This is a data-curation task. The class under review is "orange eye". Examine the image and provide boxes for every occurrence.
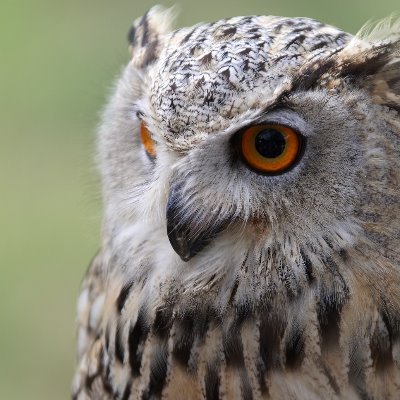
[140,121,156,158]
[240,124,303,174]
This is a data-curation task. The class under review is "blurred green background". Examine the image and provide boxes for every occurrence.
[0,0,398,399]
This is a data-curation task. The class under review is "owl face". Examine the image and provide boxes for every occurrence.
[99,7,400,291]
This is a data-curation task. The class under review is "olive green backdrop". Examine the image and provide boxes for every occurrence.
[0,0,398,399]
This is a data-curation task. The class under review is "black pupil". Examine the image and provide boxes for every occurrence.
[255,128,286,158]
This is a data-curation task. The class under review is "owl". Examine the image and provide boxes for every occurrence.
[72,6,400,400]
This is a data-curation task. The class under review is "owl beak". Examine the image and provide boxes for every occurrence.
[166,184,229,262]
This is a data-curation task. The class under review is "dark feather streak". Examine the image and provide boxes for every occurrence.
[143,343,169,399]
[115,322,125,363]
[172,315,195,367]
[117,281,134,313]
[129,310,149,377]
[285,327,305,369]
[205,362,220,400]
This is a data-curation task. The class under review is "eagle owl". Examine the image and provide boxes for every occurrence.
[72,6,400,400]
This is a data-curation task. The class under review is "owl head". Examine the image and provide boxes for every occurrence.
[99,7,400,307]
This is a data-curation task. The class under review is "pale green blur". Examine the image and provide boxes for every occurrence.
[0,0,398,399]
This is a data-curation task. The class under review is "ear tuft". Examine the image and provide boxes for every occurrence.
[365,56,400,111]
[333,17,400,111]
[355,14,400,44]
[127,5,178,68]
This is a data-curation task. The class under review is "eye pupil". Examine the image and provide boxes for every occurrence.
[255,129,286,158]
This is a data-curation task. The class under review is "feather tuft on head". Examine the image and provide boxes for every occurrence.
[128,5,178,67]
[355,14,400,44]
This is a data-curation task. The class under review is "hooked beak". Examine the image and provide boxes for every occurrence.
[166,183,231,262]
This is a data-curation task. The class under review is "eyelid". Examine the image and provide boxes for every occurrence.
[257,109,311,137]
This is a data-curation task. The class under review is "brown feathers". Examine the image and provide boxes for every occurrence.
[73,7,400,400]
